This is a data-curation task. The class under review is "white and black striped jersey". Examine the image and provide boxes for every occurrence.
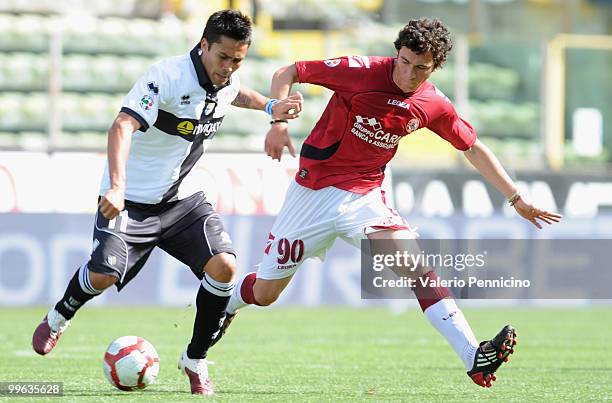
[99,45,240,204]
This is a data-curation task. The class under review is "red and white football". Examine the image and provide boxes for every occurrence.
[103,336,159,391]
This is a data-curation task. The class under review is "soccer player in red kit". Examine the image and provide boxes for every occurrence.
[214,18,562,387]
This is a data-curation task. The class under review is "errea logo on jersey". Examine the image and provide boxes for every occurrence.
[147,81,159,94]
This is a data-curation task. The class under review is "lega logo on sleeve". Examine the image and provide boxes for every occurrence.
[324,59,341,67]
[140,95,154,111]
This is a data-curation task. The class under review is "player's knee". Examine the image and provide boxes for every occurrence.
[203,253,236,283]
[88,271,118,290]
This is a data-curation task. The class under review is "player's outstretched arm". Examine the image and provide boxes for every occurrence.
[463,139,562,229]
[99,112,139,220]
[231,85,302,120]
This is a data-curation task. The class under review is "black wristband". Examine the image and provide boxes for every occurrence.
[270,119,288,125]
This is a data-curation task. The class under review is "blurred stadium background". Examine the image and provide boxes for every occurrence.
[0,0,611,307]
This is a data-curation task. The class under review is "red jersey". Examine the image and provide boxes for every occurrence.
[294,56,477,194]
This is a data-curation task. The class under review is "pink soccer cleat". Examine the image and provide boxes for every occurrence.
[32,309,71,355]
[178,350,215,395]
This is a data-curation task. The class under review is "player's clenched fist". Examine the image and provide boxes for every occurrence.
[271,91,304,120]
[99,188,125,219]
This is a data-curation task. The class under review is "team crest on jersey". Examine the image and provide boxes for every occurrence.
[140,95,154,111]
[203,101,217,116]
[177,120,195,135]
[324,59,341,67]
[406,118,420,133]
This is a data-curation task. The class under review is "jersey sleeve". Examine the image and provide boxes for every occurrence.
[427,92,477,151]
[120,63,168,132]
[295,56,373,93]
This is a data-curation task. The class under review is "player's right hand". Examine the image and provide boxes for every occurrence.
[265,123,296,161]
[513,196,562,229]
[99,188,125,220]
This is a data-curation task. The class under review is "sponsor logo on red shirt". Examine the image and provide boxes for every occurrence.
[351,115,401,149]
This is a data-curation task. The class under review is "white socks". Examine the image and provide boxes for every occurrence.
[47,308,70,333]
[78,263,103,295]
[201,272,234,297]
[225,272,254,314]
[424,298,479,370]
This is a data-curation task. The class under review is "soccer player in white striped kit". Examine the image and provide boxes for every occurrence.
[213,18,562,388]
[31,10,302,395]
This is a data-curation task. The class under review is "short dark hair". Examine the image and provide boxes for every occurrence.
[394,18,453,69]
[202,9,252,46]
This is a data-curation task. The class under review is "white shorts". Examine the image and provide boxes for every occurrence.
[257,180,414,280]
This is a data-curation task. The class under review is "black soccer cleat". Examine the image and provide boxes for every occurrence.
[467,325,517,388]
[210,311,238,348]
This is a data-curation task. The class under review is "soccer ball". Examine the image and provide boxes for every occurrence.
[103,336,160,391]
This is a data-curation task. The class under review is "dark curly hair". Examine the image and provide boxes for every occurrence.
[202,9,252,46]
[394,18,453,70]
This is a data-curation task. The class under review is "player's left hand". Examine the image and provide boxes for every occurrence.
[265,123,295,161]
[272,91,303,120]
[513,197,562,229]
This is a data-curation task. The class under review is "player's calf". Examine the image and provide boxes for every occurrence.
[210,311,238,347]
[467,325,517,387]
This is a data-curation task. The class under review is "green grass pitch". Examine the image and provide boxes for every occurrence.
[1,307,611,402]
